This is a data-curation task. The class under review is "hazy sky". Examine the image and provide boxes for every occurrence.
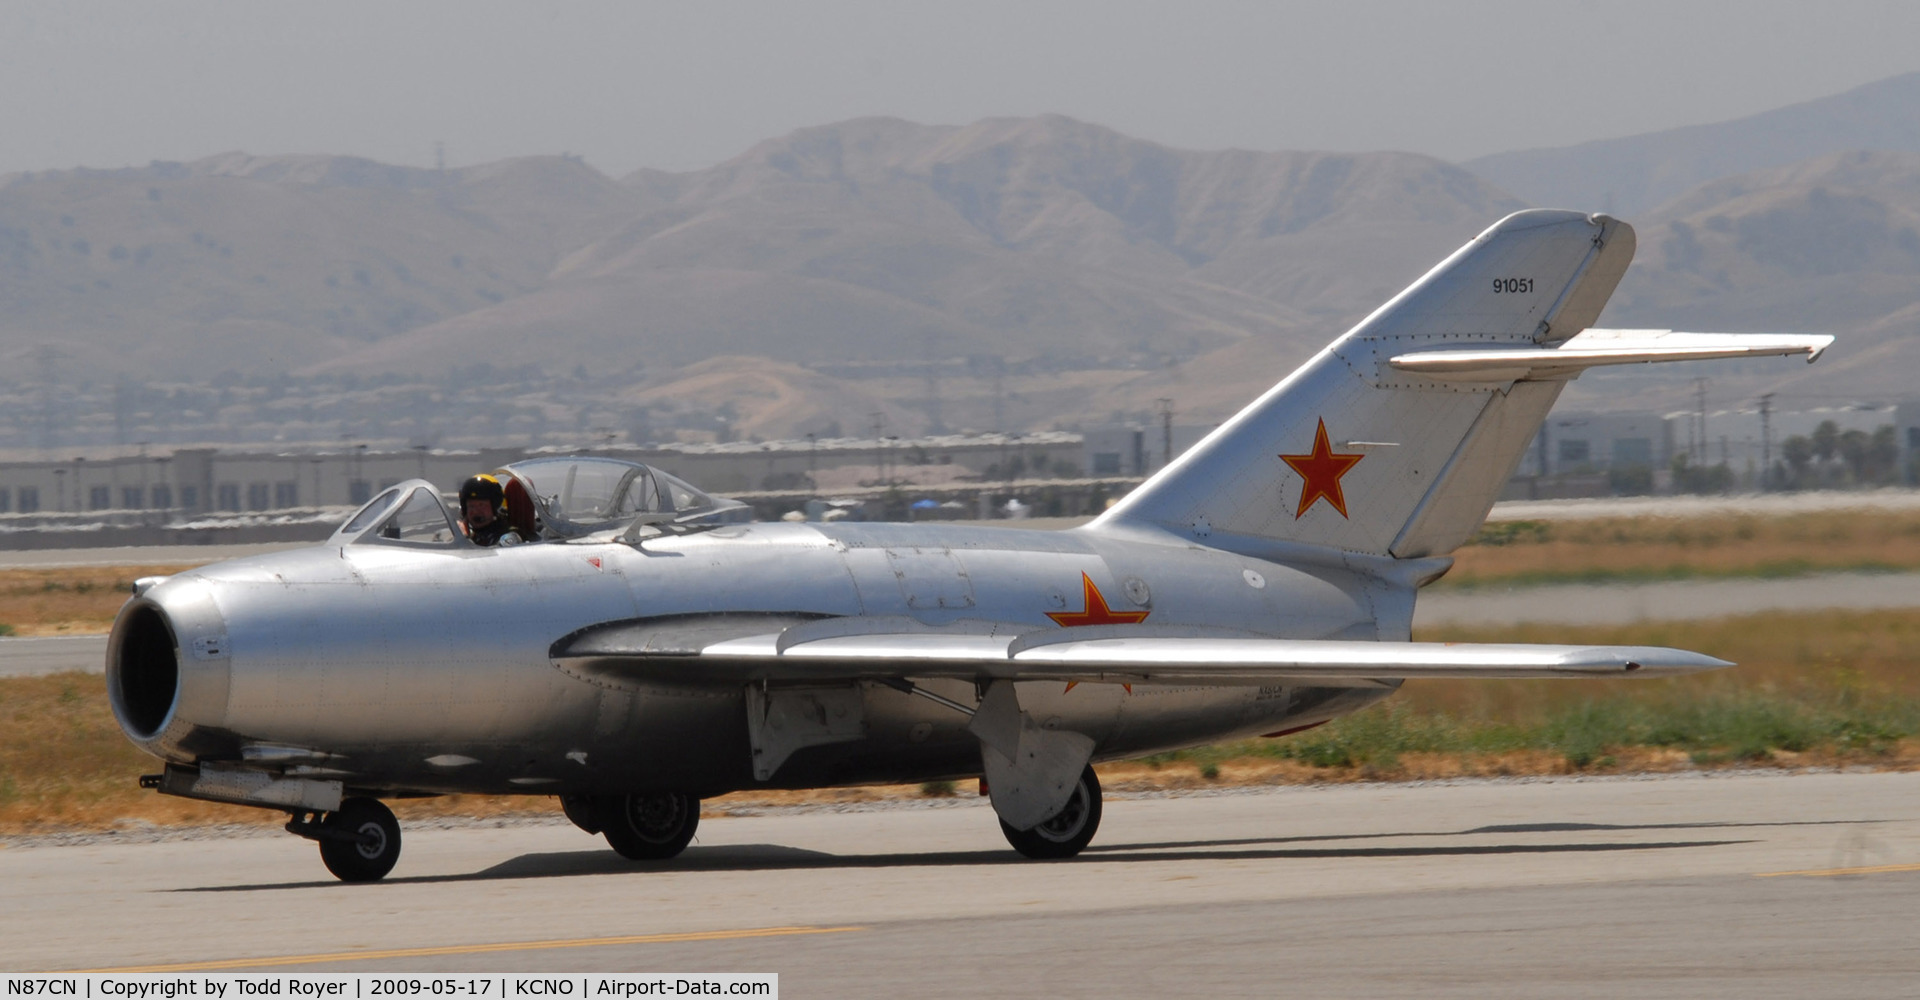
[4,0,1919,177]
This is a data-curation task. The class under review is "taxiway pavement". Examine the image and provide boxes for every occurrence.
[1411,570,1920,628]
[5,771,1916,995]
[0,635,108,677]
[0,543,306,570]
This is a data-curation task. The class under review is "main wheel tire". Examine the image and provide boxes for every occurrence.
[1001,765,1102,860]
[599,792,700,860]
[318,797,402,882]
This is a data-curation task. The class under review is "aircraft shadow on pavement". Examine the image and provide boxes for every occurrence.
[174,827,1771,893]
[1083,817,1879,854]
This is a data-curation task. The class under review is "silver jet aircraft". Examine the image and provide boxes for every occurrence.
[108,210,1830,881]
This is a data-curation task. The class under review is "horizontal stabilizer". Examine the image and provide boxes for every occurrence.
[1390,328,1834,382]
[553,619,1731,688]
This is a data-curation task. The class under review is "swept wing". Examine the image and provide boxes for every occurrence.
[553,615,1730,688]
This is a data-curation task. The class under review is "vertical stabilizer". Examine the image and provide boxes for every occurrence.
[1094,210,1634,558]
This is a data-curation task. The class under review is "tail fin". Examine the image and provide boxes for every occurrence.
[1095,210,1629,559]
[1096,209,1831,558]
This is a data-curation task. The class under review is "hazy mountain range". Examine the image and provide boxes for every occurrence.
[1467,72,1920,217]
[5,72,1920,443]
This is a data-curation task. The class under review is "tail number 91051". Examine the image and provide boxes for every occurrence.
[1492,277,1534,294]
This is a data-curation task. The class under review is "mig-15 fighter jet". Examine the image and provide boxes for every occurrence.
[107,210,1831,881]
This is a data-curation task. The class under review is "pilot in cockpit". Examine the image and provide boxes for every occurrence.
[458,474,531,547]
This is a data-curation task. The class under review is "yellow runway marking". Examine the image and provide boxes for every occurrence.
[1755,862,1920,878]
[80,925,865,973]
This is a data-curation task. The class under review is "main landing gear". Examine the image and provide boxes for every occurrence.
[288,797,403,882]
[561,792,702,860]
[999,764,1102,860]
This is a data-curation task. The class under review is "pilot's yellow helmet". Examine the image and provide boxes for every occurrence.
[458,474,507,512]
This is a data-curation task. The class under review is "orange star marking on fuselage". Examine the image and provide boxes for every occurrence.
[1280,418,1364,519]
[1047,572,1151,628]
[1051,573,1147,694]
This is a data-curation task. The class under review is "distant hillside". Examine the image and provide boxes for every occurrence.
[314,116,1519,377]
[1607,150,1920,331]
[14,98,1920,446]
[1548,149,1920,413]
[1466,72,1920,216]
[0,153,644,375]
[0,118,1521,404]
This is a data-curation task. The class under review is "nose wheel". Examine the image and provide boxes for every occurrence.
[598,792,701,860]
[310,797,402,882]
[1000,765,1102,859]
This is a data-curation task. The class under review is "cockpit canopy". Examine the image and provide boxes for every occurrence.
[330,458,749,547]
[497,456,750,537]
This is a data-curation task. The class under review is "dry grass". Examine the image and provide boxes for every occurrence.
[1407,608,1920,719]
[0,565,197,637]
[1099,742,1920,791]
[1444,510,1920,588]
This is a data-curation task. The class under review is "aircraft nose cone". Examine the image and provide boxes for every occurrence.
[107,578,233,761]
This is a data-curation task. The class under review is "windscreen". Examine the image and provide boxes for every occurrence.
[368,487,458,545]
[339,488,402,535]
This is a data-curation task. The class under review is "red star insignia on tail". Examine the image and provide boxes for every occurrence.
[1280,418,1364,519]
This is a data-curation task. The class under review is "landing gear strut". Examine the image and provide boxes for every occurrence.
[289,797,403,882]
[1000,765,1102,859]
[597,792,700,860]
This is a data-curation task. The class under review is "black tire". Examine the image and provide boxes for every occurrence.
[1001,765,1102,860]
[599,792,700,860]
[318,797,402,882]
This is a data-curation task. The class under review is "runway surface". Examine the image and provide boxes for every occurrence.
[5,771,1917,995]
[0,635,108,676]
[0,542,306,570]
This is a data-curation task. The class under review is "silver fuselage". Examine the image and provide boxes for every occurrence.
[110,521,1406,796]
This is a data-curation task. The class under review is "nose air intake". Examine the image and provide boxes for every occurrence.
[110,601,181,740]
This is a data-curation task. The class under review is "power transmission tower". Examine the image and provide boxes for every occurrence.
[990,361,1005,434]
[1692,378,1709,462]
[1155,398,1175,470]
[32,345,66,455]
[1759,393,1773,490]
[923,338,945,435]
